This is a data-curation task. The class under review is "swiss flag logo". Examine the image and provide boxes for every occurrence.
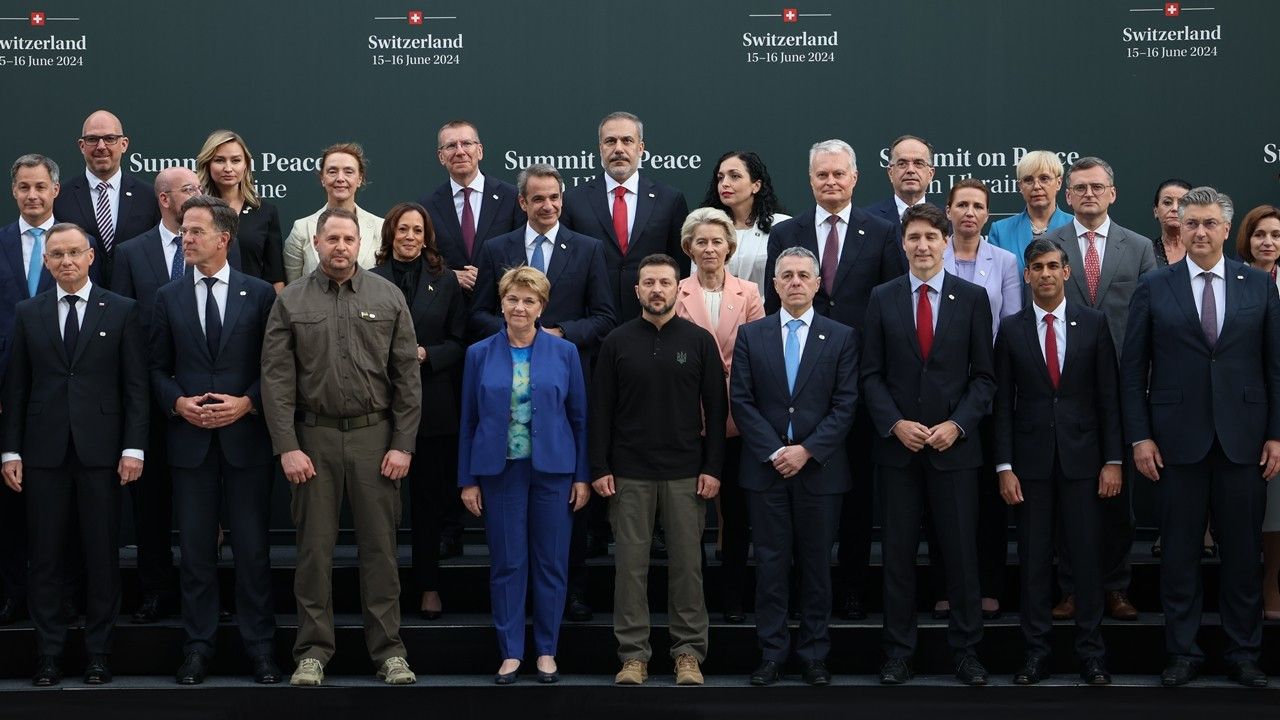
[407,9,424,25]
[30,10,46,26]
[1164,2,1180,16]
[782,7,798,22]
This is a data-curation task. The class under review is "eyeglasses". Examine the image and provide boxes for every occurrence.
[80,134,123,147]
[1067,183,1111,196]
[439,139,480,153]
[892,159,931,171]
[1019,174,1058,187]
[46,248,89,260]
[178,184,201,194]
[1182,219,1224,231]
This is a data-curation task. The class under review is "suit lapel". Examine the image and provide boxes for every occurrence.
[116,177,137,237]
[1095,226,1126,301]
[678,278,713,331]
[411,266,443,324]
[74,177,101,238]
[38,291,65,366]
[1060,303,1083,385]
[832,209,870,290]
[474,178,500,243]
[1020,306,1053,389]
[894,278,923,361]
[501,234,527,273]
[975,241,995,287]
[1220,259,1247,341]
[1060,229,1090,304]
[1167,262,1208,350]
[586,179,618,247]
[759,318,789,400]
[545,231,572,285]
[630,177,657,253]
[931,274,960,356]
[72,286,109,367]
[791,316,827,397]
[145,231,170,285]
[1,227,23,288]
[431,185,465,259]
[217,272,247,356]
[178,270,213,362]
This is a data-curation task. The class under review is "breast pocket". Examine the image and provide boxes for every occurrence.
[353,309,396,348]
[290,312,329,357]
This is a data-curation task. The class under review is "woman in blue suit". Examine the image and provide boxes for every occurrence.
[459,266,591,684]
[987,150,1073,271]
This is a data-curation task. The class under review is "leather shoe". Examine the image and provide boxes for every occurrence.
[839,594,867,621]
[131,594,162,624]
[955,656,988,686]
[1051,595,1076,620]
[564,592,591,622]
[175,651,208,685]
[1161,658,1200,686]
[1081,657,1111,685]
[879,657,913,685]
[1105,591,1138,621]
[723,597,746,624]
[33,655,61,687]
[84,655,112,684]
[0,597,26,626]
[801,660,830,686]
[1013,655,1050,685]
[750,660,783,686]
[252,655,282,684]
[438,538,462,560]
[650,528,668,559]
[1227,660,1268,688]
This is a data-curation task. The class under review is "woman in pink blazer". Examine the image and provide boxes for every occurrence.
[675,207,766,624]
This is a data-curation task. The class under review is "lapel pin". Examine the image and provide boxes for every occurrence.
[947,294,955,300]
[728,304,734,311]
[980,270,987,277]
[98,301,105,306]
[648,193,655,198]
[125,191,132,197]
[818,334,826,340]
[99,331,106,336]
[1070,321,1078,326]
[492,194,499,200]
[428,284,434,292]
[1237,275,1245,280]
[560,243,567,249]
[857,229,865,235]
[239,290,247,296]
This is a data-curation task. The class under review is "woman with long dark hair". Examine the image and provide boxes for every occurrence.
[698,151,789,288]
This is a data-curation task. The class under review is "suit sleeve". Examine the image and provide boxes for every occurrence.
[468,244,504,342]
[730,327,779,464]
[260,296,299,453]
[800,327,859,464]
[992,321,1015,468]
[589,335,619,479]
[1137,235,1157,278]
[699,331,727,479]
[424,280,467,374]
[745,284,766,322]
[112,245,136,298]
[1120,277,1154,444]
[244,290,275,411]
[999,252,1023,319]
[457,346,481,487]
[668,192,691,280]
[387,295,423,451]
[763,228,784,315]
[557,241,617,349]
[563,343,590,483]
[149,289,184,415]
[282,220,306,283]
[262,205,286,285]
[1,309,32,453]
[949,293,996,434]
[859,289,903,436]
[120,302,150,453]
[1095,315,1123,461]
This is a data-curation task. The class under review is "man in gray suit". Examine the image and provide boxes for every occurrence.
[1043,156,1155,623]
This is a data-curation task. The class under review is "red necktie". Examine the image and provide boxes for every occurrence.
[1044,313,1060,389]
[460,187,476,259]
[916,284,933,361]
[612,186,629,255]
[821,216,839,296]
[1084,230,1100,304]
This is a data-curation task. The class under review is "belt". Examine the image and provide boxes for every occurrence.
[298,410,389,431]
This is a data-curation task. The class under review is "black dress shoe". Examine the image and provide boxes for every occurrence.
[839,595,867,621]
[84,655,112,685]
[1013,655,1050,685]
[931,605,950,620]
[132,594,162,624]
[982,607,1003,621]
[1161,658,1200,687]
[33,655,61,687]
[880,658,913,685]
[494,668,519,685]
[1227,660,1268,688]
[801,660,830,686]
[438,538,462,560]
[955,656,989,686]
[750,660,783,686]
[1080,657,1111,685]
[419,608,442,621]
[724,608,747,624]
[564,593,592,622]
[0,597,26,625]
[536,669,559,684]
[251,655,282,684]
[176,651,209,685]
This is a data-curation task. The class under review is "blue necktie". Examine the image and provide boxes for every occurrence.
[27,228,44,297]
[785,318,803,440]
[531,235,547,273]
[170,236,184,281]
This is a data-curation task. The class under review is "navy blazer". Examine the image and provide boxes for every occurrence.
[112,225,243,333]
[1121,259,1280,466]
[730,312,859,494]
[53,172,160,287]
[457,328,588,484]
[149,268,276,469]
[422,175,525,270]
[1,284,148,468]
[993,302,1122,480]
[561,174,689,321]
[860,272,996,470]
[764,206,906,331]
[469,226,617,379]
[370,260,467,437]
[862,197,946,240]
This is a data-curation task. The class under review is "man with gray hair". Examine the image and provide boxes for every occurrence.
[765,139,905,622]
[1122,186,1280,688]
[731,246,859,686]
[863,134,941,234]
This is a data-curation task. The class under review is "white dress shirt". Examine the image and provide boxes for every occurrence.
[18,215,55,283]
[524,223,559,268]
[894,195,928,220]
[450,171,485,227]
[814,204,851,267]
[1189,254,1226,337]
[907,269,944,332]
[194,261,231,330]
[768,305,817,459]
[88,167,123,230]
[604,172,639,239]
[159,223,182,277]
[1074,217,1113,267]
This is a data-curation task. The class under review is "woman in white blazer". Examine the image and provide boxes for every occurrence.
[283,142,384,282]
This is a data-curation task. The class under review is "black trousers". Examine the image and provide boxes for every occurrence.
[1157,440,1264,663]
[1057,458,1134,595]
[26,450,121,656]
[881,459,982,660]
[835,408,874,600]
[927,416,1006,601]
[0,482,25,601]
[173,436,275,659]
[409,434,458,591]
[718,436,749,609]
[1017,459,1105,661]
[129,407,176,599]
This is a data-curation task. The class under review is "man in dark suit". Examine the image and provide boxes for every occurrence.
[561,111,689,323]
[52,109,160,289]
[861,203,995,686]
[1043,156,1155,623]
[994,238,1120,685]
[1,223,148,686]
[730,246,858,687]
[1122,187,1280,688]
[149,195,280,685]
[421,120,524,296]
[862,135,939,236]
[765,139,906,620]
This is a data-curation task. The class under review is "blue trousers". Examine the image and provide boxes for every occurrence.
[480,459,573,660]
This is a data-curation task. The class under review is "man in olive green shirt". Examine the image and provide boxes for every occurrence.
[261,207,421,686]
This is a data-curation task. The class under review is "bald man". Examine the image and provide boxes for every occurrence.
[53,109,160,288]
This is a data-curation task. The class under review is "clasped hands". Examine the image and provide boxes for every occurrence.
[892,420,961,453]
[175,393,252,430]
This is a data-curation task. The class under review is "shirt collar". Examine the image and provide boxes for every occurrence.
[449,171,485,197]
[159,223,179,247]
[1188,254,1226,281]
[313,265,363,293]
[908,269,946,295]
[893,195,926,219]
[780,305,816,329]
[605,172,640,196]
[1032,297,1067,325]
[525,222,560,247]
[1073,216,1111,240]
[86,167,122,191]
[18,215,54,235]
[193,260,231,287]
[56,278,93,304]
[814,203,851,228]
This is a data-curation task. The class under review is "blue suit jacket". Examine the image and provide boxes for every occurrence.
[422,175,525,270]
[52,172,160,288]
[862,196,944,239]
[1122,259,1280,465]
[730,312,859,494]
[987,208,1074,271]
[943,237,1022,340]
[112,225,243,334]
[457,328,588,484]
[148,267,276,469]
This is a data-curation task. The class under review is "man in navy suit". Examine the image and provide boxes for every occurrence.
[2,223,148,686]
[1122,187,1280,688]
[862,135,940,236]
[52,110,160,289]
[730,246,858,687]
[150,195,280,685]
[764,139,906,620]
[861,203,995,686]
[471,164,616,378]
[994,238,1120,686]
[561,111,689,323]
[421,120,524,296]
